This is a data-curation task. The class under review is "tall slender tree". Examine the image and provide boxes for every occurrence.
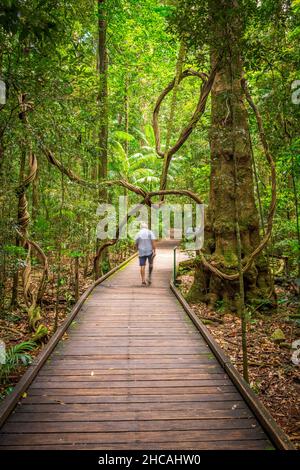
[96,0,110,276]
[97,0,108,191]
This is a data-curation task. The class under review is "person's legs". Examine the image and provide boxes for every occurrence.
[148,253,154,284]
[139,257,147,285]
[140,265,146,284]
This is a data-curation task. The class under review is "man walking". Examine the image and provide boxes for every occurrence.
[135,222,156,286]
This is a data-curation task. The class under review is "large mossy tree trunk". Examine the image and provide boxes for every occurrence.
[188,0,275,311]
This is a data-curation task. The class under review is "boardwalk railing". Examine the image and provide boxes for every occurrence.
[0,252,137,429]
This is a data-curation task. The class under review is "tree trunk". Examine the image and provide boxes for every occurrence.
[188,0,275,311]
[97,0,108,190]
[124,73,129,159]
[32,168,39,221]
[74,256,79,302]
[96,0,110,276]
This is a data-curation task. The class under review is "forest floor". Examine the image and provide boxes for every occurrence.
[178,272,300,450]
[0,247,135,401]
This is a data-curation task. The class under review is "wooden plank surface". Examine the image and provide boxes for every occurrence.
[0,242,273,450]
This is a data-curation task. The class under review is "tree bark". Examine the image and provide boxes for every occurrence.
[124,73,129,159]
[32,168,39,221]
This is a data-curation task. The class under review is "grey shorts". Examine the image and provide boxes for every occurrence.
[139,253,153,266]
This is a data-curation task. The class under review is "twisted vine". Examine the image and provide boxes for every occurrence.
[153,68,215,161]
[16,95,49,307]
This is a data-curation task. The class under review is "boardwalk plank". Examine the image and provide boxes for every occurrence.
[17,393,243,404]
[0,441,272,450]
[9,409,252,422]
[31,379,232,388]
[12,400,248,413]
[2,418,259,433]
[0,429,267,446]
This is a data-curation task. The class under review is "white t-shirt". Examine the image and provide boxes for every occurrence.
[135,228,156,257]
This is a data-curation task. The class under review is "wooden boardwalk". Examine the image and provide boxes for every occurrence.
[0,243,275,449]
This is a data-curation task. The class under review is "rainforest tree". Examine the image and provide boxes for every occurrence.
[171,0,299,310]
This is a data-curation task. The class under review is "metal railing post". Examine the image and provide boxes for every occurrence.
[173,246,177,284]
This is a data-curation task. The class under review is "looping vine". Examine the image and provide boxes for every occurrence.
[37,136,149,200]
[16,227,49,306]
[16,95,49,307]
[153,67,217,162]
[16,152,49,306]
